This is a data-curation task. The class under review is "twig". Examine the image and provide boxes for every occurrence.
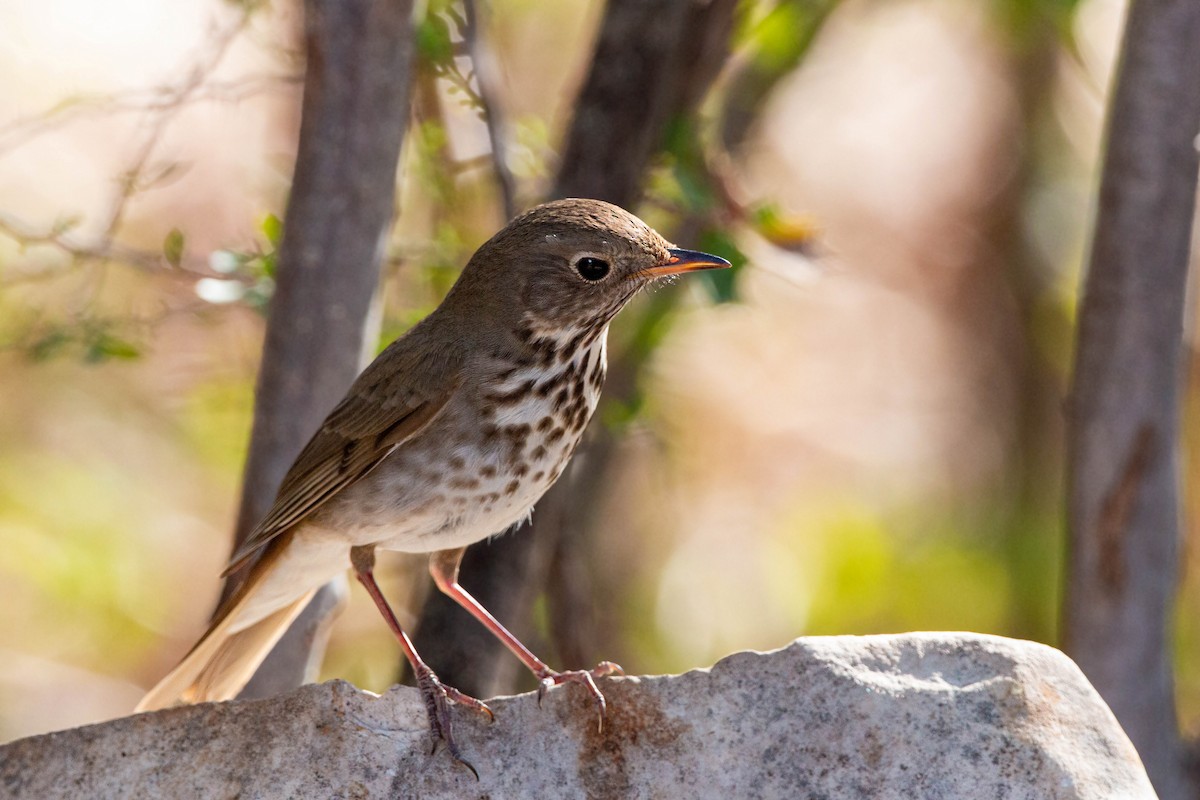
[0,74,300,157]
[0,211,211,280]
[0,9,254,298]
[98,11,251,241]
[462,0,517,219]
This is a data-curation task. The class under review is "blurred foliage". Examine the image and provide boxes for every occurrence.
[178,378,256,480]
[0,455,160,669]
[991,0,1085,48]
[798,500,1061,642]
[24,320,142,364]
[721,0,838,149]
[416,0,486,119]
[162,228,185,268]
[803,511,1015,635]
[194,214,279,311]
[1176,568,1200,733]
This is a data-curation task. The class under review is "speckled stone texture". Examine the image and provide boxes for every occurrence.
[0,634,1155,799]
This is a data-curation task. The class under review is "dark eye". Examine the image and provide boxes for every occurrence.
[574,256,610,282]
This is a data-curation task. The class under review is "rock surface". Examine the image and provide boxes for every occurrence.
[0,633,1155,799]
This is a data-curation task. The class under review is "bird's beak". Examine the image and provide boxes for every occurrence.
[641,248,732,278]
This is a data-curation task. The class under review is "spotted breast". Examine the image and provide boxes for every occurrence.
[306,317,609,554]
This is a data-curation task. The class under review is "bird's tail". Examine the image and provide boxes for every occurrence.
[136,532,344,712]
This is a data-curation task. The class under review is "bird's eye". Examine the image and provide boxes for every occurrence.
[574,256,611,282]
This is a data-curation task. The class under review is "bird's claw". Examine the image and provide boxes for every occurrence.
[415,667,492,779]
[534,661,623,733]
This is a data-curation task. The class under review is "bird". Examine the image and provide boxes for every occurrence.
[136,197,730,769]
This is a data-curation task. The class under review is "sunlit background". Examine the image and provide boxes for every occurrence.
[3,0,1196,746]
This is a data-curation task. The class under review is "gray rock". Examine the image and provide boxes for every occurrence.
[0,633,1155,799]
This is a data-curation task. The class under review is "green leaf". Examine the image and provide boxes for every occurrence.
[260,213,283,248]
[257,251,278,280]
[738,0,837,73]
[163,228,185,268]
[85,331,140,363]
[601,396,642,430]
[750,203,819,252]
[28,327,71,362]
[694,228,747,304]
[417,12,454,64]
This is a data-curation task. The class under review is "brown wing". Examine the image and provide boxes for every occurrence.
[224,334,461,575]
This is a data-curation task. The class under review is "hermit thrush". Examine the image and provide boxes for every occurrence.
[137,198,730,770]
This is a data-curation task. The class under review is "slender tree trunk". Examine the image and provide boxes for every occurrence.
[222,0,416,700]
[409,0,737,696]
[1063,1,1200,797]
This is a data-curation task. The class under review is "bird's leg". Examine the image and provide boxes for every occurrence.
[429,547,623,732]
[350,545,491,776]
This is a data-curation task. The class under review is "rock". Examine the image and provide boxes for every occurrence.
[0,633,1155,799]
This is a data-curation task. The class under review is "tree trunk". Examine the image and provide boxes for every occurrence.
[1063,1,1200,797]
[223,0,416,700]
[409,0,736,696]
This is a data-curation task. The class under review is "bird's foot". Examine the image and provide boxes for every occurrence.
[414,666,494,779]
[535,660,624,732]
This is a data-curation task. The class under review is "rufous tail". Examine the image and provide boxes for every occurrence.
[136,533,340,712]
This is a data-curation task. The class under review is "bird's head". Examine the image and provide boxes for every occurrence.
[449,198,730,336]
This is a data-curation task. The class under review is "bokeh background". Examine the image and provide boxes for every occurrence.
[2,0,1195,749]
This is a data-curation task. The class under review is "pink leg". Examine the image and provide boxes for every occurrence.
[351,545,491,776]
[430,548,623,731]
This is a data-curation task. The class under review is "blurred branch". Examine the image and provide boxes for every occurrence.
[1063,0,1200,797]
[97,12,251,243]
[462,0,517,219]
[0,74,300,158]
[0,11,256,284]
[0,211,210,278]
[224,0,417,699]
